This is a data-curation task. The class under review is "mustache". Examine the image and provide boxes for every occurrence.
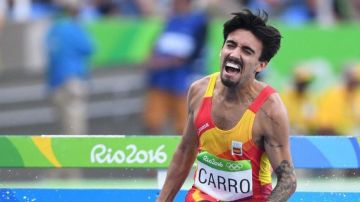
[225,56,243,70]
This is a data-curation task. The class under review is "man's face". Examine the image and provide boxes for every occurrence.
[344,67,360,90]
[345,74,360,90]
[172,0,189,13]
[295,80,310,93]
[220,29,266,88]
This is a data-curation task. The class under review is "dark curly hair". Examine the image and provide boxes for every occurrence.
[223,9,282,62]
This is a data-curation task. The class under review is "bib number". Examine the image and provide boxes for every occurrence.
[194,152,253,201]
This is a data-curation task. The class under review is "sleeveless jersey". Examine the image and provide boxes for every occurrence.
[186,72,275,202]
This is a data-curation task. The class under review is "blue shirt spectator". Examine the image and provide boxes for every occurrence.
[46,15,94,91]
[143,0,209,135]
[147,9,208,95]
[45,3,95,135]
[246,0,314,25]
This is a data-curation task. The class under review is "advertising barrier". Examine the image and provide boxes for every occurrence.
[0,135,180,168]
[1,135,360,201]
[0,135,359,169]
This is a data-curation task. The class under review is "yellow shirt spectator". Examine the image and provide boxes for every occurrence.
[316,64,360,136]
[316,85,360,135]
[282,88,317,135]
[281,65,317,135]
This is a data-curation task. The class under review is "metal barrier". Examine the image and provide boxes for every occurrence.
[1,135,360,201]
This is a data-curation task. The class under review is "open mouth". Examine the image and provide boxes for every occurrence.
[224,61,241,74]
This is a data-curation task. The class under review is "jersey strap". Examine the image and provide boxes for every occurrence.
[203,72,219,97]
[248,86,276,113]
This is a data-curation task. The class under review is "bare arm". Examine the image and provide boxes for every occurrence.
[262,95,297,202]
[157,85,199,202]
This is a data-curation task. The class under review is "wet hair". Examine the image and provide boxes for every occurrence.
[223,9,281,62]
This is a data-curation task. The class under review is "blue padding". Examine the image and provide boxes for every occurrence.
[1,189,359,202]
[289,191,360,202]
[290,136,360,168]
[0,189,183,202]
[291,136,331,168]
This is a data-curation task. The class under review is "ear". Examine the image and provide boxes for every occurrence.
[255,61,268,73]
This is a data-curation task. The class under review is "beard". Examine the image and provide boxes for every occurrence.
[220,55,243,88]
[220,75,239,88]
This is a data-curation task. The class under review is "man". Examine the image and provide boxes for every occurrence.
[281,65,317,135]
[143,0,208,135]
[157,10,296,202]
[46,0,94,135]
[316,62,360,136]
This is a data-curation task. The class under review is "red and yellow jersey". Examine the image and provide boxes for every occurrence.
[186,73,275,202]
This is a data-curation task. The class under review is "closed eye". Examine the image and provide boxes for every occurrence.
[225,41,236,49]
[225,40,255,55]
[243,47,255,55]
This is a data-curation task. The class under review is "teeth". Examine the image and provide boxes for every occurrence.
[226,62,240,69]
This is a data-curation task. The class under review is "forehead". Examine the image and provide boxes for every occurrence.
[226,29,263,51]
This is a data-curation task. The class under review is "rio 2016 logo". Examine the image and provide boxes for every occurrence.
[90,144,167,164]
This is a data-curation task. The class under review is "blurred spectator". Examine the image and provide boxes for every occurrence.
[76,0,101,22]
[351,0,360,20]
[316,62,360,136]
[94,0,119,17]
[333,0,360,22]
[281,64,317,135]
[1,0,54,22]
[198,0,244,18]
[31,0,56,20]
[0,1,3,72]
[5,0,32,22]
[45,0,94,135]
[116,0,154,17]
[0,0,56,22]
[79,0,155,20]
[72,0,118,22]
[0,1,6,26]
[143,0,208,135]
[244,0,316,25]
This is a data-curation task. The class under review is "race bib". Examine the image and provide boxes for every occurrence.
[194,152,253,201]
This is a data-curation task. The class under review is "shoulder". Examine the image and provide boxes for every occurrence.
[255,85,289,136]
[262,87,288,122]
[187,75,211,110]
[188,75,210,99]
[252,85,290,150]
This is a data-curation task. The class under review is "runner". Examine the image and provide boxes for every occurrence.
[157,9,297,202]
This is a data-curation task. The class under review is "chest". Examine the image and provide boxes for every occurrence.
[211,98,251,130]
[209,96,265,147]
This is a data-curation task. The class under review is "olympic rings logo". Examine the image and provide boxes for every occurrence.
[226,162,243,171]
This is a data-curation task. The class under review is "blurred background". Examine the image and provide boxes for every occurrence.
[0,0,360,195]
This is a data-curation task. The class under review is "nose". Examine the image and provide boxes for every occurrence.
[229,47,242,60]
[229,46,242,58]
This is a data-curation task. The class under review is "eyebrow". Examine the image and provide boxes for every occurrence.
[226,39,255,54]
[244,46,255,54]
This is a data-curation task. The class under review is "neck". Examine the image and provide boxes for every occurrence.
[220,79,261,103]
